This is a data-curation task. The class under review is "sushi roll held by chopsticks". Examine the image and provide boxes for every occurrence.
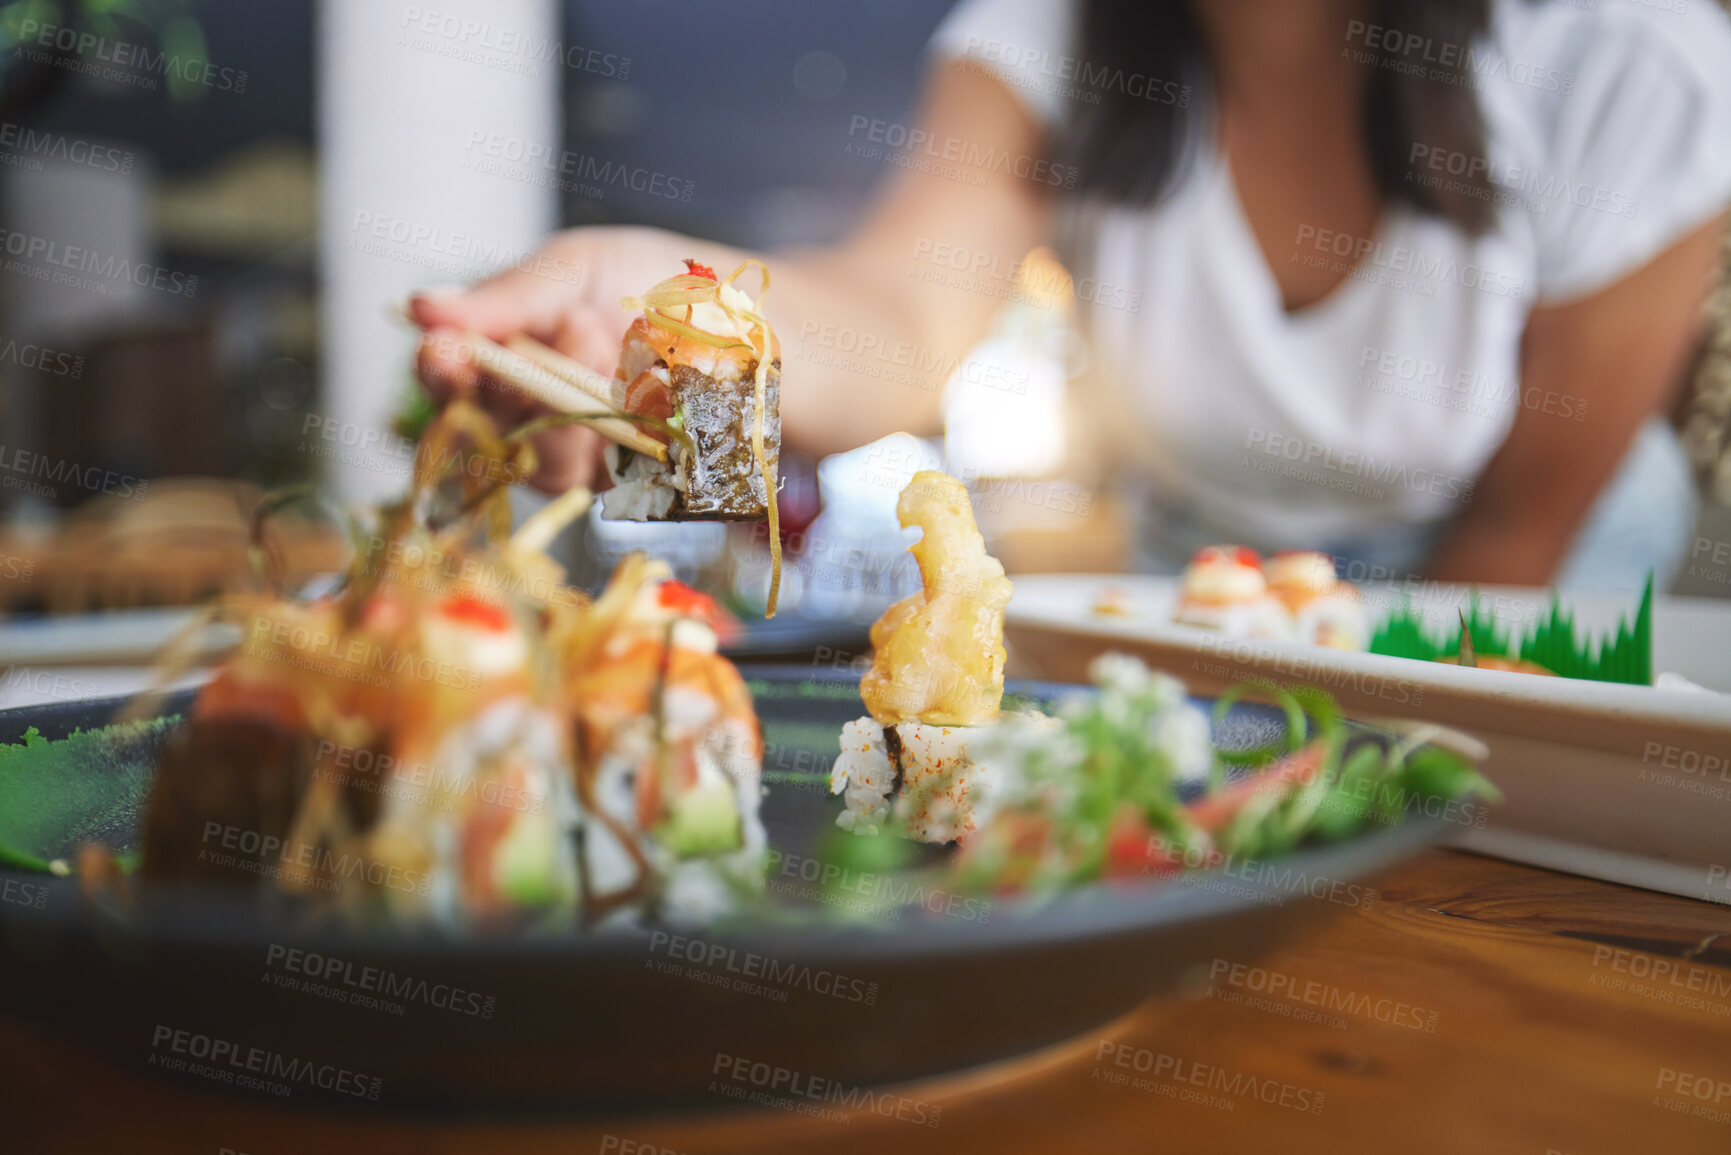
[603,260,781,526]
[404,259,786,614]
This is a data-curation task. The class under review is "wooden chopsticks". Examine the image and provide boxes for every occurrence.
[403,306,667,463]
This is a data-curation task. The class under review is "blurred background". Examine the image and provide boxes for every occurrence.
[1,0,1729,647]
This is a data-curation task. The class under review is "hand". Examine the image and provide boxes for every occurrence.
[410,226,696,493]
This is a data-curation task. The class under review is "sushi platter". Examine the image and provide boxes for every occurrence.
[0,256,1622,1119]
[0,311,1491,1109]
[0,674,1452,1113]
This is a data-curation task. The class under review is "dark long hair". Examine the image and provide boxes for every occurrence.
[1058,0,1497,234]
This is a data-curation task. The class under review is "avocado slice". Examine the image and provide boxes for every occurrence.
[659,780,742,858]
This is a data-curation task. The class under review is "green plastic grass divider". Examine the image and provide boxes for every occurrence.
[1367,574,1652,685]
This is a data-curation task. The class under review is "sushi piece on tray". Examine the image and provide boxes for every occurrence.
[1265,549,1368,650]
[1172,545,1295,640]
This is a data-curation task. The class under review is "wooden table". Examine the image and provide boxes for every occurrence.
[3,849,1729,1154]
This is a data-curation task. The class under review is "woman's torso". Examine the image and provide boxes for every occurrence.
[933,0,1731,557]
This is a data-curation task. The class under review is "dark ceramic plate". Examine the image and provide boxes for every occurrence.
[0,670,1446,1117]
[724,610,870,660]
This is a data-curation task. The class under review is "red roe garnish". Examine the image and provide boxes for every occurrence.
[358,594,407,633]
[657,580,742,644]
[1192,545,1261,569]
[438,594,512,632]
[683,259,717,281]
[658,580,718,617]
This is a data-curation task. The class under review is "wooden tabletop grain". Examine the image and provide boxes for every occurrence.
[3,848,1729,1155]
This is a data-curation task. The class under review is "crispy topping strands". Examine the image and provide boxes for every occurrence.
[121,397,775,930]
[621,259,783,617]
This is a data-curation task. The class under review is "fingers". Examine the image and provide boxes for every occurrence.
[408,260,575,342]
[418,321,613,496]
[528,424,612,495]
[550,307,628,383]
[534,309,625,494]
[416,326,480,402]
[403,233,621,496]
[410,240,588,399]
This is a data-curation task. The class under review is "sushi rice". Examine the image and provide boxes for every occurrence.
[830,655,1213,845]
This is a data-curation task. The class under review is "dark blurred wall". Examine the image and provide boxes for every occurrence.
[561,0,957,247]
[0,0,957,517]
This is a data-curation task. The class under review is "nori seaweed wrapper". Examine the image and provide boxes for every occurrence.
[616,358,780,521]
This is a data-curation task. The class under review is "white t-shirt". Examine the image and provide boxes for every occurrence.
[932,0,1731,550]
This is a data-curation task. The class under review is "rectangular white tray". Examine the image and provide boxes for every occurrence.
[1006,574,1731,902]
